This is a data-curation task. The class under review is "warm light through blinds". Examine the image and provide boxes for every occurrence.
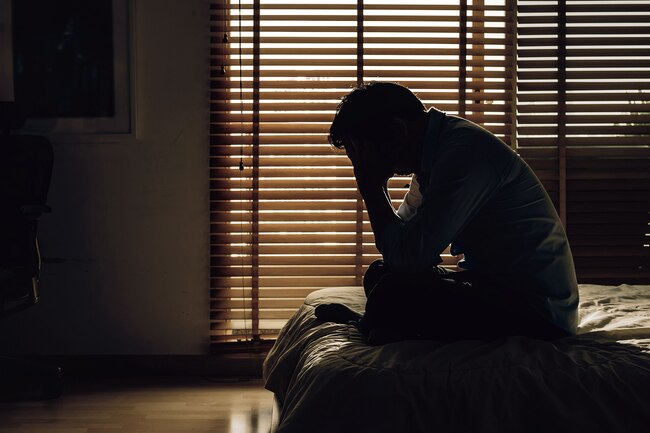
[209,0,514,346]
[209,0,649,349]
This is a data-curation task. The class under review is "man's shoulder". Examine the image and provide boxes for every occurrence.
[441,116,513,154]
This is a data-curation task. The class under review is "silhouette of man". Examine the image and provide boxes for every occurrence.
[316,82,579,344]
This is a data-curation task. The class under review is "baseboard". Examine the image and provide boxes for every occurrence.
[29,354,266,378]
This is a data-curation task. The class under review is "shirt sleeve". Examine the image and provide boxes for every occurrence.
[396,175,423,221]
[377,145,502,273]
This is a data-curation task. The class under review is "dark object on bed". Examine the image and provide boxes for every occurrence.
[0,101,62,401]
[264,286,650,433]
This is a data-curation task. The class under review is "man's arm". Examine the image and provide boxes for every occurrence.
[379,144,501,273]
[356,177,401,244]
[344,137,402,245]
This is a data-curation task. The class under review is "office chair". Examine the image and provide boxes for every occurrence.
[0,101,62,400]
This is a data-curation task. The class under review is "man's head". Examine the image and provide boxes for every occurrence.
[328,81,427,174]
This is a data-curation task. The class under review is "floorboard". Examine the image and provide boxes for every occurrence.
[0,376,275,433]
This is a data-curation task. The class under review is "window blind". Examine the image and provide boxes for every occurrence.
[209,0,515,348]
[516,0,650,284]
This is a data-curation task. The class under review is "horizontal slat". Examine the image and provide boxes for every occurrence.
[517,48,650,58]
[210,254,458,267]
[517,125,649,136]
[219,3,505,12]
[518,81,650,92]
[208,180,411,190]
[229,24,507,33]
[519,14,650,25]
[210,287,351,300]
[228,15,510,24]
[212,123,513,135]
[212,299,305,310]
[518,3,650,14]
[212,310,309,321]
[214,68,512,80]
[211,235,378,245]
[518,137,650,148]
[517,36,650,47]
[493,92,649,103]
[210,199,362,211]
[210,158,351,168]
[224,36,511,45]
[519,71,650,81]
[211,265,361,278]
[517,25,650,36]
[218,57,512,69]
[211,276,362,287]
[209,221,366,231]
[518,114,650,124]
[212,47,512,57]
[210,256,377,267]
[215,112,512,124]
[516,103,649,114]
[210,89,511,101]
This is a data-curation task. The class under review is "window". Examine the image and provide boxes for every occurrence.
[209,0,649,350]
[209,0,515,349]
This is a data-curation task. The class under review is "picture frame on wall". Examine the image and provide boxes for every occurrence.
[0,0,133,136]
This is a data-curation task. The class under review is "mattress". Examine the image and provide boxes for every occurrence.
[263,284,650,433]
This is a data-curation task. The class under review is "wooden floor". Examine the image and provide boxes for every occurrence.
[0,376,275,433]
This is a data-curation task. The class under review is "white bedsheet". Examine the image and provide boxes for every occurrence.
[263,284,650,433]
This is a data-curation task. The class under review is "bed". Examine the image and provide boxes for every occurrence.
[263,284,650,433]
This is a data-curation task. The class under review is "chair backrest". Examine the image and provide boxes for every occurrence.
[0,101,53,317]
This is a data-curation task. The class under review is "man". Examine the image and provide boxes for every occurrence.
[316,81,579,344]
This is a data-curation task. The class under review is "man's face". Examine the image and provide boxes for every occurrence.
[345,136,393,174]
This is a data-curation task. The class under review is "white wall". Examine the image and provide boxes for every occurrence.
[1,0,210,355]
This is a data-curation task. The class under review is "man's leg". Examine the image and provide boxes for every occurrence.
[362,259,388,297]
[316,260,468,339]
[314,259,395,327]
[314,259,394,324]
[361,265,568,344]
[363,259,450,297]
[315,259,566,343]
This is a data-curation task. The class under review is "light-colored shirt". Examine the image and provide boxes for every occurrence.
[381,109,579,335]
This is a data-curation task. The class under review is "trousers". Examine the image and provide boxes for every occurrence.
[360,260,568,344]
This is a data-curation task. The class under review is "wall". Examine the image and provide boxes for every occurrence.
[1,0,210,355]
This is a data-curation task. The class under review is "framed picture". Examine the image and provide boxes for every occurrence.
[0,0,133,136]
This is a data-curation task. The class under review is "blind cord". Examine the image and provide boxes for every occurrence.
[235,0,250,347]
[224,0,250,347]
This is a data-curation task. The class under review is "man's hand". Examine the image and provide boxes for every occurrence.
[344,137,401,249]
[345,137,394,189]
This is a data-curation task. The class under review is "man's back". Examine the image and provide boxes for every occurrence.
[418,113,579,334]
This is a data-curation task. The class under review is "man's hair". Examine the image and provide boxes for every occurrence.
[328,81,426,149]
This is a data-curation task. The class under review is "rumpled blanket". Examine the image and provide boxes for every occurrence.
[264,284,650,433]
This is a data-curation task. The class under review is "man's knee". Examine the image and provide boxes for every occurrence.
[364,272,412,320]
[363,259,388,296]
